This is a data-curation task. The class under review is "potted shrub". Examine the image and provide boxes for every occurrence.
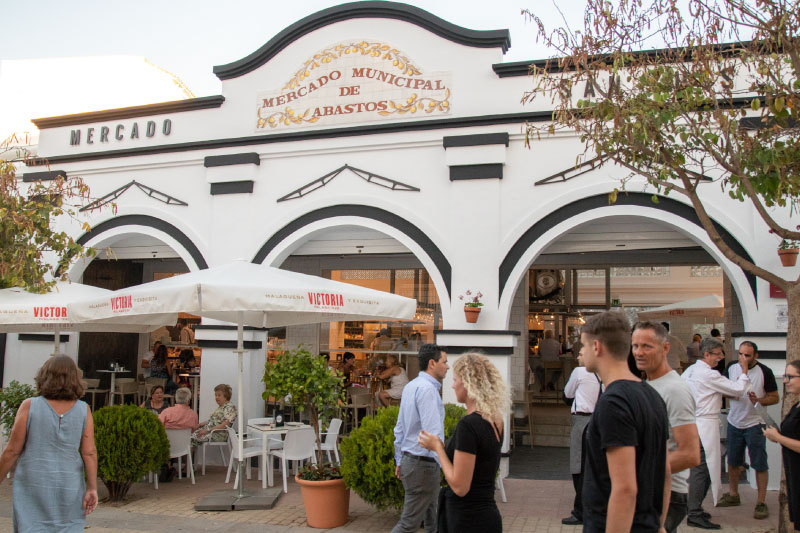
[340,403,465,511]
[94,405,169,501]
[0,381,37,439]
[262,347,346,528]
[778,239,799,267]
[459,289,484,323]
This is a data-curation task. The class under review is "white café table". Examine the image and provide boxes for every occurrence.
[96,369,130,406]
[246,422,312,489]
[178,373,201,413]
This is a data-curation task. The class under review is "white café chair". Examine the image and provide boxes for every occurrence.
[319,418,342,464]
[268,427,317,493]
[200,428,230,475]
[110,378,139,405]
[166,428,195,484]
[82,378,109,412]
[225,427,263,489]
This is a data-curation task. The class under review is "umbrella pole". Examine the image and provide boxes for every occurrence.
[52,328,60,357]
[235,313,247,499]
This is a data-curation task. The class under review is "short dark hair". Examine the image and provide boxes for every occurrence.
[710,328,721,337]
[633,321,669,343]
[739,340,758,354]
[788,360,800,374]
[36,355,85,400]
[418,343,444,371]
[149,384,164,397]
[343,352,355,362]
[700,337,724,356]
[660,321,670,331]
[581,312,631,360]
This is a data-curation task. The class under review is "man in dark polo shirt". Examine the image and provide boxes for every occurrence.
[580,311,671,532]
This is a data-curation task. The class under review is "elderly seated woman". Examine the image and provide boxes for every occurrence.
[191,384,236,446]
[159,388,198,431]
[375,353,409,407]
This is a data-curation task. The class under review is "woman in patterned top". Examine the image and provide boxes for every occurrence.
[191,384,236,445]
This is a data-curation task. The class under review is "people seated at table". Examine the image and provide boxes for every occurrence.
[149,345,179,395]
[340,352,357,387]
[140,385,168,415]
[191,384,236,445]
[535,330,563,391]
[159,388,198,431]
[141,340,161,379]
[375,354,409,407]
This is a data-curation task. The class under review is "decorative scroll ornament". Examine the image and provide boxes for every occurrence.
[256,40,451,131]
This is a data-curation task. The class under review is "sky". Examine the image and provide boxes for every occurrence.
[0,0,586,97]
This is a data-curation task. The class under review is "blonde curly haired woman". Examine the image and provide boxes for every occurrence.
[418,352,510,533]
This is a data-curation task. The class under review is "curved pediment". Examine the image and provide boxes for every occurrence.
[213,1,510,80]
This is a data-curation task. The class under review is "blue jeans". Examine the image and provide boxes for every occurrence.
[727,423,768,472]
[391,454,440,533]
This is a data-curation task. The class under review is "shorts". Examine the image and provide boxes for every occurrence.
[727,423,768,472]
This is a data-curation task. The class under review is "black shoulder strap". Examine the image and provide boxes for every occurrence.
[595,374,603,403]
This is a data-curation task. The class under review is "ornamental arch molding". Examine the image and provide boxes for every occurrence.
[69,214,208,280]
[251,204,451,302]
[498,192,757,327]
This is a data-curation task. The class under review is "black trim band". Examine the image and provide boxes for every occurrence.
[210,181,254,195]
[204,153,260,167]
[22,170,67,182]
[731,332,787,338]
[29,112,550,166]
[498,192,757,303]
[435,329,521,336]
[443,133,509,148]
[196,340,263,350]
[252,204,451,298]
[32,96,225,129]
[758,350,786,360]
[18,334,70,342]
[439,346,514,355]
[450,164,503,181]
[213,1,510,80]
[76,214,208,270]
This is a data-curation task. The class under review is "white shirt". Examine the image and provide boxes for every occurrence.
[682,360,750,417]
[141,350,154,378]
[727,362,777,429]
[563,366,601,414]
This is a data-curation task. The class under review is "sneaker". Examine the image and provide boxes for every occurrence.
[716,492,741,507]
[754,502,769,519]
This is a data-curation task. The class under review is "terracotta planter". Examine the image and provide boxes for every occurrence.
[464,306,481,323]
[779,248,799,267]
[296,475,350,528]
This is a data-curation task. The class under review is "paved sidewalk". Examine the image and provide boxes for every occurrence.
[0,467,779,532]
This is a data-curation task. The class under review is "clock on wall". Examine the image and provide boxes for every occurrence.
[532,269,563,300]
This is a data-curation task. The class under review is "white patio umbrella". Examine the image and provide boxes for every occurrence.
[637,294,724,319]
[69,259,417,497]
[0,281,177,355]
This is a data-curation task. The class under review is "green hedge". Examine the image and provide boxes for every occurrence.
[0,381,37,438]
[94,405,169,501]
[340,403,466,511]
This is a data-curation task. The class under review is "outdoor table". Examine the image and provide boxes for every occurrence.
[247,422,312,489]
[96,368,130,406]
[178,372,201,413]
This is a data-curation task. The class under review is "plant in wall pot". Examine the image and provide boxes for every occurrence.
[459,289,484,323]
[778,239,800,267]
[262,347,346,528]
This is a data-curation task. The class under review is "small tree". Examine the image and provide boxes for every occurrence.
[262,347,345,478]
[0,155,93,292]
[0,381,37,438]
[94,405,169,501]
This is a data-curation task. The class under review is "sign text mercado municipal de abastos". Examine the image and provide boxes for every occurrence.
[256,40,452,130]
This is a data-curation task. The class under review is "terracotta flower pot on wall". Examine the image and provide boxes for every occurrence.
[464,306,481,323]
[779,248,799,267]
[296,475,350,528]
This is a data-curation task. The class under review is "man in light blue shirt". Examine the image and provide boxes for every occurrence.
[392,344,448,533]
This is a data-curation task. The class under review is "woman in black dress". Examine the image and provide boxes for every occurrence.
[418,352,510,533]
[764,360,800,531]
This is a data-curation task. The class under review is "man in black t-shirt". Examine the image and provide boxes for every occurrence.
[580,311,671,532]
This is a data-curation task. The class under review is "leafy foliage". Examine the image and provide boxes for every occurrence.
[0,381,37,438]
[262,347,344,479]
[298,463,342,481]
[94,405,169,501]
[340,403,466,511]
[0,159,94,292]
